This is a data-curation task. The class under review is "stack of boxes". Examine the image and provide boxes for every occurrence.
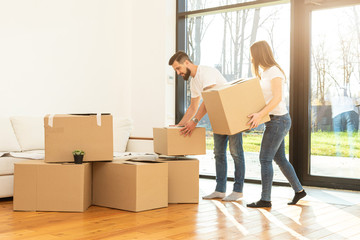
[153,127,206,204]
[92,160,168,212]
[13,114,114,212]
[150,77,270,205]
[13,77,269,213]
[13,114,195,213]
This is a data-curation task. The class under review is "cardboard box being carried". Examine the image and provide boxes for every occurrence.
[13,160,91,212]
[92,160,168,212]
[157,157,199,204]
[153,127,206,156]
[202,77,270,135]
[44,114,113,163]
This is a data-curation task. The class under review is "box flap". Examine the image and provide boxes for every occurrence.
[125,159,164,165]
[202,77,257,92]
[157,156,198,161]
[130,155,158,161]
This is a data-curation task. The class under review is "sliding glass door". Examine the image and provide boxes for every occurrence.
[310,5,360,179]
[291,0,360,190]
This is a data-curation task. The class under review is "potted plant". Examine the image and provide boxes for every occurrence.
[72,150,85,164]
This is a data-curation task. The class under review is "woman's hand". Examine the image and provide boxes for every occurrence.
[247,112,262,129]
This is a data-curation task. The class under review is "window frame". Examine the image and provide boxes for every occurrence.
[290,0,360,190]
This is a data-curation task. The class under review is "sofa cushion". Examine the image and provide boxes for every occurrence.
[10,116,45,151]
[0,156,27,176]
[125,139,154,153]
[113,118,132,153]
[0,117,22,152]
[0,175,14,198]
[9,150,45,160]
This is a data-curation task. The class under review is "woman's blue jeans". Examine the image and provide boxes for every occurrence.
[260,113,303,201]
[213,132,245,193]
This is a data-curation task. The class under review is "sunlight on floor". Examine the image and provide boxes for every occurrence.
[211,200,249,236]
[258,208,309,240]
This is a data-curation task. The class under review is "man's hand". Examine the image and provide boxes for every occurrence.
[247,112,262,129]
[180,120,197,136]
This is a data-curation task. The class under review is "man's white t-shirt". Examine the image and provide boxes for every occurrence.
[190,65,227,98]
[260,66,288,115]
[329,95,357,118]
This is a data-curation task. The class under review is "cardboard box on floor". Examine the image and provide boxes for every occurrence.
[157,157,199,204]
[153,127,206,156]
[92,160,168,212]
[44,114,113,163]
[202,77,270,135]
[13,160,91,212]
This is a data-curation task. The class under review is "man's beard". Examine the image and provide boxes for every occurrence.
[183,68,191,80]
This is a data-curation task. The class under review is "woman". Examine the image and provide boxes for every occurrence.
[246,41,306,208]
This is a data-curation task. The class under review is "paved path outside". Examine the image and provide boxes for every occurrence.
[196,150,360,181]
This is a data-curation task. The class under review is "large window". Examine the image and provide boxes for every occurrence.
[288,0,360,191]
[177,0,290,182]
[310,5,360,179]
[183,0,259,12]
[177,0,360,191]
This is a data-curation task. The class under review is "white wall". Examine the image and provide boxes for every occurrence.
[131,0,176,137]
[0,0,176,137]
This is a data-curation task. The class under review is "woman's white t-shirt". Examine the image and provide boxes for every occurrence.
[190,65,227,98]
[260,66,288,115]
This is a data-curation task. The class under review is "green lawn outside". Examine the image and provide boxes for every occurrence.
[206,131,360,158]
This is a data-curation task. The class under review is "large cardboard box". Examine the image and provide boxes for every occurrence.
[44,114,113,163]
[92,160,168,212]
[157,157,199,204]
[202,77,270,135]
[153,127,206,156]
[13,160,91,212]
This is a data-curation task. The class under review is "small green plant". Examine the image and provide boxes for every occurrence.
[72,150,85,156]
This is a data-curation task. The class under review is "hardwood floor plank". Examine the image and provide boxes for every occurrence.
[0,179,359,240]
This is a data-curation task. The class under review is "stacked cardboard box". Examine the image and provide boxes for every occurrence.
[14,114,114,212]
[44,114,113,163]
[14,160,91,212]
[153,127,206,156]
[157,157,199,204]
[153,127,203,204]
[92,160,168,212]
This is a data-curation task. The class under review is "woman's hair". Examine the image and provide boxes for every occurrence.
[250,40,286,80]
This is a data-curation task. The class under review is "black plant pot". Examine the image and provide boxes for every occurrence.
[73,155,84,164]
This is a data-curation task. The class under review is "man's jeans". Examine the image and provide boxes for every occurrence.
[260,113,303,201]
[213,132,245,193]
[333,110,359,157]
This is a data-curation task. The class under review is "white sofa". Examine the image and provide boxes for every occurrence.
[0,116,154,198]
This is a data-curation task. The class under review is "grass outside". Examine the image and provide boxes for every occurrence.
[206,131,360,158]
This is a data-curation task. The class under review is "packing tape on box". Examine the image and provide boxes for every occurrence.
[47,114,102,127]
[48,114,55,127]
[97,113,101,126]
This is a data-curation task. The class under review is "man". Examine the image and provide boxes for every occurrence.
[328,87,359,157]
[168,51,245,201]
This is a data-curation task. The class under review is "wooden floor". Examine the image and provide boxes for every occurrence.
[1,179,360,240]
